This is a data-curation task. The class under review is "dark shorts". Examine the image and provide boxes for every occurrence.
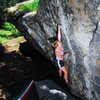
[55,59,64,68]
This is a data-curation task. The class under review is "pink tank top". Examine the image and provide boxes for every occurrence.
[55,48,64,60]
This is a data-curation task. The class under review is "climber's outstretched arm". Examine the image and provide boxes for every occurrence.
[58,25,61,41]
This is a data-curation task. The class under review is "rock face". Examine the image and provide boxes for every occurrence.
[7,0,100,100]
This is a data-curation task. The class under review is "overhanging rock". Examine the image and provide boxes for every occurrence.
[7,0,100,100]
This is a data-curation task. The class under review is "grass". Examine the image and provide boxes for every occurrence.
[19,0,39,12]
[0,30,11,44]
[0,29,21,44]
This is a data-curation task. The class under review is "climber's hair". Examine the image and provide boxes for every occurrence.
[48,37,58,48]
[52,40,59,48]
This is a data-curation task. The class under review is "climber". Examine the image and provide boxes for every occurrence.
[54,25,70,84]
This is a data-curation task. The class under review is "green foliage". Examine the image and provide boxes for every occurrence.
[0,0,27,28]
[2,22,21,37]
[0,29,21,44]
[0,0,39,28]
[0,30,12,44]
[2,22,15,31]
[0,0,40,44]
[20,0,39,12]
[0,22,22,44]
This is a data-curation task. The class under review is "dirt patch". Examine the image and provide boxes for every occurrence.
[3,36,26,52]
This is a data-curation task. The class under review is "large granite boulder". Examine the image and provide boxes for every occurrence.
[7,0,100,100]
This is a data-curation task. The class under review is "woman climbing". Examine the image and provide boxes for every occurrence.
[54,25,70,84]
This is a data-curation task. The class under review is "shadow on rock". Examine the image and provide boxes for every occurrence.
[0,42,58,89]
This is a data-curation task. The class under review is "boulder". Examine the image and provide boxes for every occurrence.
[6,0,100,100]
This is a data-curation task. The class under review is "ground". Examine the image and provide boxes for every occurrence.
[0,37,59,99]
[0,37,26,99]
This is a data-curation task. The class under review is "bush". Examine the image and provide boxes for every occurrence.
[2,22,21,37]
[2,22,15,31]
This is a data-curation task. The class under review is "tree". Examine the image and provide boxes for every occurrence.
[0,0,27,28]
